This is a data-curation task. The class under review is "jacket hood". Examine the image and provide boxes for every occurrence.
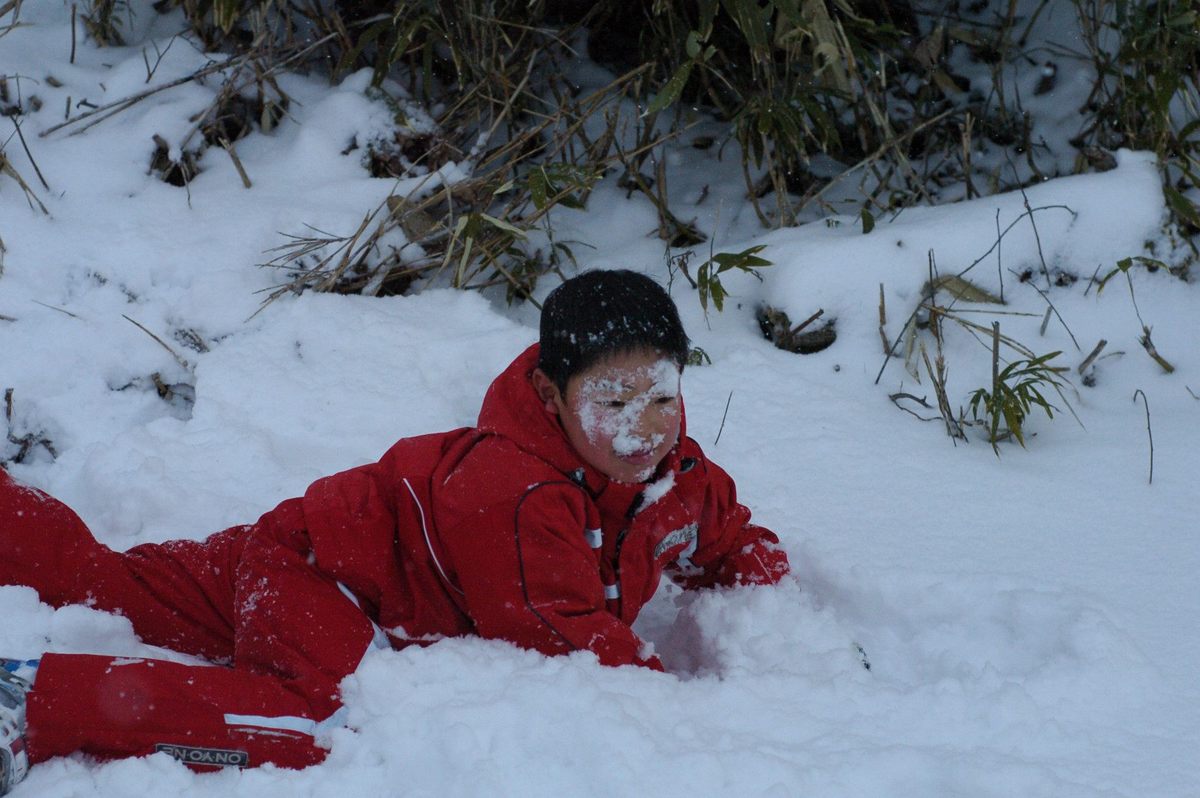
[476,343,688,494]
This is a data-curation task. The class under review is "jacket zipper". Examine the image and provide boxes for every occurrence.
[606,492,644,619]
[610,526,630,617]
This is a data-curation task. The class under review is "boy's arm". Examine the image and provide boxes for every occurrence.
[667,444,791,590]
[442,483,664,670]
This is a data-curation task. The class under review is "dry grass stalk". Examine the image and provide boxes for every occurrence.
[221,137,252,188]
[3,387,58,465]
[920,343,965,441]
[878,283,890,356]
[122,315,191,371]
[0,0,22,38]
[1132,389,1154,484]
[257,53,680,307]
[0,146,49,215]
[1138,329,1175,374]
[1077,339,1107,375]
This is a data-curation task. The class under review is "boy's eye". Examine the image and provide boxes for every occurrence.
[654,396,676,405]
[601,400,626,409]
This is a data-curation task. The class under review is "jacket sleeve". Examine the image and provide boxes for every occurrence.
[667,447,790,590]
[441,482,663,670]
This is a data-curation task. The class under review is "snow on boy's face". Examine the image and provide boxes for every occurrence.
[555,348,682,484]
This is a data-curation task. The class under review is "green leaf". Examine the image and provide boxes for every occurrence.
[720,0,772,57]
[529,168,547,211]
[1097,256,1171,293]
[1178,118,1200,141]
[645,61,693,117]
[697,0,720,32]
[1165,185,1200,228]
[213,0,240,33]
[710,280,727,312]
[860,207,875,234]
[480,213,526,238]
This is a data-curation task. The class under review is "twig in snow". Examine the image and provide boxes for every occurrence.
[1024,189,1052,290]
[142,35,178,84]
[1004,149,1055,289]
[995,208,1004,303]
[42,33,336,138]
[921,343,964,442]
[221,137,252,188]
[31,300,77,318]
[790,308,825,337]
[9,117,49,190]
[1011,269,1080,351]
[2,388,59,464]
[1083,263,1103,297]
[1116,270,1175,373]
[878,283,890,356]
[955,204,1076,282]
[1131,389,1153,485]
[122,315,190,370]
[714,391,733,446]
[876,206,1076,386]
[1077,339,1107,375]
[990,320,1000,415]
[1138,330,1175,374]
[1,2,25,35]
[889,392,940,422]
[0,146,49,215]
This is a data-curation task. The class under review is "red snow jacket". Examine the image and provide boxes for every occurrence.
[260,344,789,669]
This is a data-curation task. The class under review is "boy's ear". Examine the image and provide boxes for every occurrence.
[530,368,563,415]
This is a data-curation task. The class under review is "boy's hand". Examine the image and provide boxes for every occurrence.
[717,538,791,587]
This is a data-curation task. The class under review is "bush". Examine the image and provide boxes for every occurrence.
[78,0,1198,304]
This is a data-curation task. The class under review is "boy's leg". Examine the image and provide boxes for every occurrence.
[25,654,337,770]
[0,469,242,661]
[232,515,381,694]
[22,531,379,770]
[4,473,380,770]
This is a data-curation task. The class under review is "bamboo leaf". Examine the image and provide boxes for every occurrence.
[645,61,693,117]
[860,207,875,234]
[927,274,1004,304]
[1164,185,1200,228]
[213,0,240,34]
[720,0,772,58]
[529,168,548,211]
[480,213,527,238]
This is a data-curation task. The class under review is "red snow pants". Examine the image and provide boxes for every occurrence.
[0,469,376,770]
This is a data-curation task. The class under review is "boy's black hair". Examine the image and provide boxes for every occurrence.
[538,269,690,392]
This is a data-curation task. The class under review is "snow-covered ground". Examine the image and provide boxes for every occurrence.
[2,4,1198,796]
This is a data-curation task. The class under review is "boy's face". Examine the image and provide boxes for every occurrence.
[535,348,682,484]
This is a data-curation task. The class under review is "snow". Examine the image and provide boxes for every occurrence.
[2,4,1199,796]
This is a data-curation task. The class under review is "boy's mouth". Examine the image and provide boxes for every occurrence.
[617,449,656,465]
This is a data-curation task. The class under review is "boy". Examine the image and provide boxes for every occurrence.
[0,269,788,791]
